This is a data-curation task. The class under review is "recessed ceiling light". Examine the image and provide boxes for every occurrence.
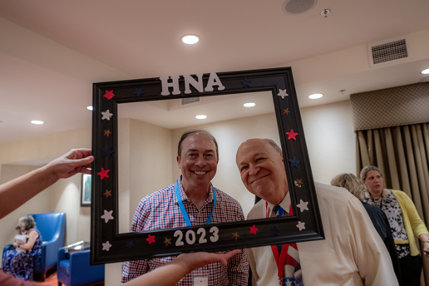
[31,120,44,125]
[421,68,429,75]
[182,35,199,45]
[87,105,93,111]
[308,93,323,99]
[243,102,256,108]
[195,114,207,120]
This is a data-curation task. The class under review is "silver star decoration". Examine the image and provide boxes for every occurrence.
[296,221,306,231]
[296,199,309,213]
[101,109,113,120]
[277,89,288,99]
[102,241,112,251]
[101,209,114,223]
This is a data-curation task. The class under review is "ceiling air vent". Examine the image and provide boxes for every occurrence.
[181,97,200,105]
[370,39,408,64]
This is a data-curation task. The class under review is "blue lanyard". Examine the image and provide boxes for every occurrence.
[174,179,217,227]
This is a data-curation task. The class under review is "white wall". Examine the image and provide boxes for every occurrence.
[300,100,356,183]
[0,127,91,265]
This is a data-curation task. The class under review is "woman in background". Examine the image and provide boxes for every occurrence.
[360,165,428,286]
[2,215,42,281]
[330,173,401,282]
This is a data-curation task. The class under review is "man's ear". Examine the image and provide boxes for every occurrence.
[176,155,181,165]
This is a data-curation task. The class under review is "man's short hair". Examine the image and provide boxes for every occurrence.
[264,138,282,154]
[177,130,219,159]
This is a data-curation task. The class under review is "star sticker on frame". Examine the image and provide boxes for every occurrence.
[101,109,113,120]
[146,234,155,245]
[126,240,135,249]
[163,237,172,246]
[232,232,240,240]
[283,108,290,115]
[134,87,144,97]
[286,129,298,140]
[296,199,309,212]
[277,89,288,99]
[296,221,306,231]
[294,179,304,188]
[103,90,115,100]
[241,78,252,88]
[103,147,114,157]
[104,129,111,136]
[271,226,280,236]
[103,189,112,198]
[97,168,110,180]
[101,210,114,223]
[102,241,112,251]
[249,225,258,235]
[289,157,300,168]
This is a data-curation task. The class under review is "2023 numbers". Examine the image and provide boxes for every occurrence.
[173,226,219,246]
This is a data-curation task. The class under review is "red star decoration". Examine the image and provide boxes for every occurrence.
[249,225,258,235]
[103,90,115,100]
[286,129,298,140]
[97,168,110,180]
[146,234,155,245]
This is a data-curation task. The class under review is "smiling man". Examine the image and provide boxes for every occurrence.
[236,138,398,286]
[121,130,248,285]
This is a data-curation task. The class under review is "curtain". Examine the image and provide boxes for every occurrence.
[356,122,429,285]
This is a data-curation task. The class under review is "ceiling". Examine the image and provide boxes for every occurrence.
[0,0,428,143]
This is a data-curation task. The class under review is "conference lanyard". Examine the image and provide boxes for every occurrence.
[175,179,217,227]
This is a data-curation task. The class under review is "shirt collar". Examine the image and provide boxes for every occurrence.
[177,176,214,205]
[266,193,291,218]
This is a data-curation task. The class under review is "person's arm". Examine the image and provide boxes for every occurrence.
[124,250,241,286]
[400,192,429,255]
[16,230,38,251]
[0,148,93,219]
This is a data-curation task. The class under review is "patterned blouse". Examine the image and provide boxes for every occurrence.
[363,190,410,258]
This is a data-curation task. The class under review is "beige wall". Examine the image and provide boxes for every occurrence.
[0,127,91,265]
[0,100,355,284]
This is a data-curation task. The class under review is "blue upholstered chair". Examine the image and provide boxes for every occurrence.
[32,212,66,279]
[57,243,105,286]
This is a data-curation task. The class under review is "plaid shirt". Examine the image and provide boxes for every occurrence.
[121,177,249,285]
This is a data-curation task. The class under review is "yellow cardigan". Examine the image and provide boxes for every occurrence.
[392,190,428,256]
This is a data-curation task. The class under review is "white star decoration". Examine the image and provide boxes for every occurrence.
[102,241,112,251]
[296,221,306,231]
[296,199,309,213]
[101,209,114,223]
[101,109,113,120]
[277,89,288,99]
[286,280,292,286]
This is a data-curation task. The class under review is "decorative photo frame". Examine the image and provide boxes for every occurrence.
[91,67,324,264]
[81,174,92,206]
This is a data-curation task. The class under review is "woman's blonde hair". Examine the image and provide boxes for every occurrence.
[330,173,367,200]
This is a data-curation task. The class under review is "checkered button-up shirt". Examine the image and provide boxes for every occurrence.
[121,177,249,285]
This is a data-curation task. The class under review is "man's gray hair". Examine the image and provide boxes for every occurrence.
[264,138,282,154]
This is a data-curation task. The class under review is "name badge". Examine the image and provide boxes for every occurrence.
[194,277,208,286]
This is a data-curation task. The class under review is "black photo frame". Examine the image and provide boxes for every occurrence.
[91,67,324,264]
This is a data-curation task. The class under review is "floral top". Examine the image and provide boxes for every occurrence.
[363,190,409,258]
